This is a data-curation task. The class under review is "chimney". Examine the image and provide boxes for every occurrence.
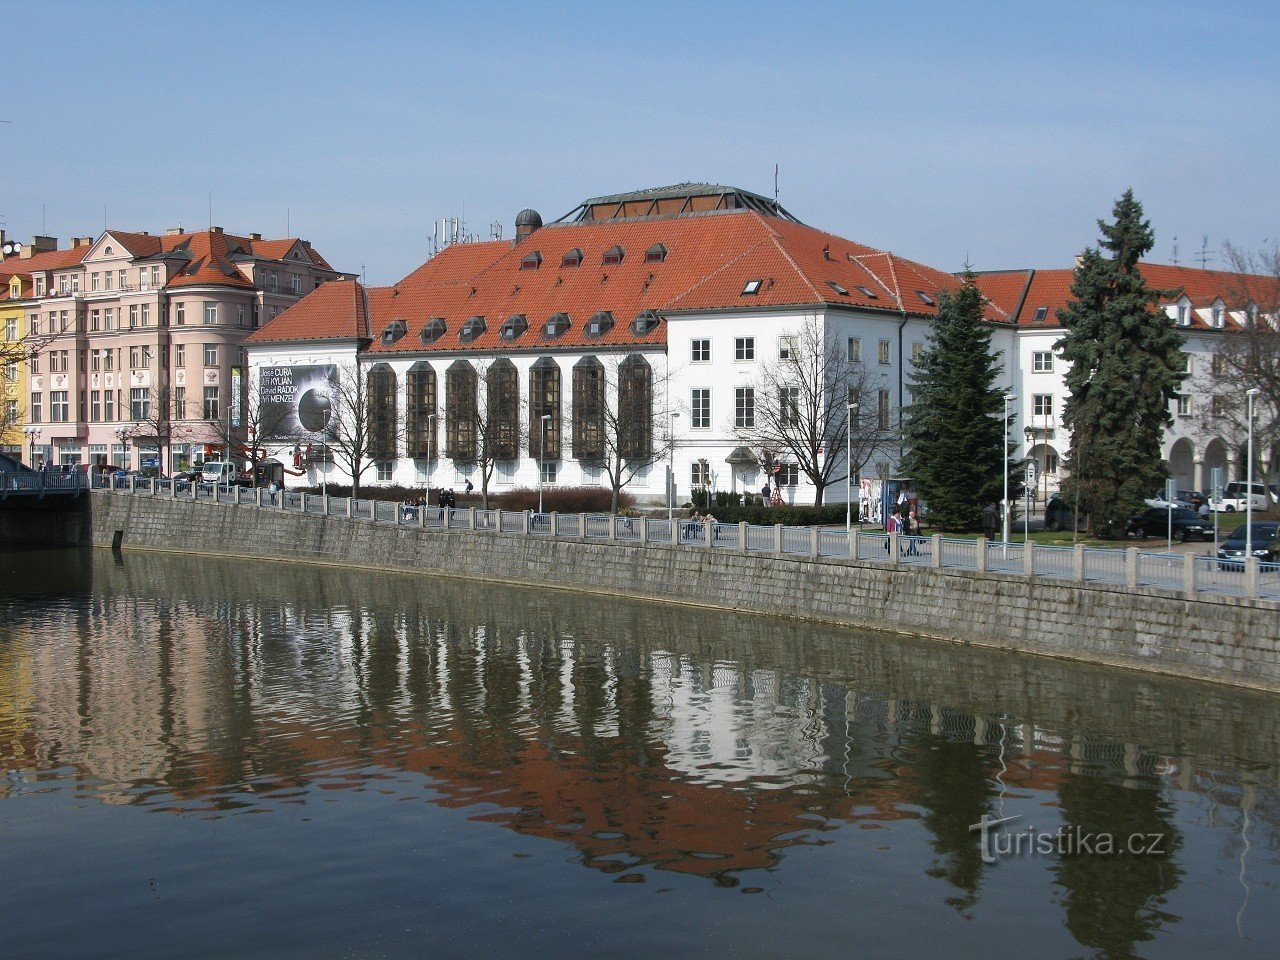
[250,232,262,241]
[70,236,95,249]
[29,236,57,254]
[211,226,223,234]
[166,226,183,236]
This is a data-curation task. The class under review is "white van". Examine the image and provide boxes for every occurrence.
[200,461,238,487]
[1210,481,1279,512]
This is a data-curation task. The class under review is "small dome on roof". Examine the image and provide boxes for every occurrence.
[515,208,543,229]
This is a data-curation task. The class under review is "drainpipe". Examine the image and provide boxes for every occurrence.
[896,311,908,464]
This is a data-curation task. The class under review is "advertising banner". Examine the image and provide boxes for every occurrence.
[259,364,339,441]
[230,367,243,429]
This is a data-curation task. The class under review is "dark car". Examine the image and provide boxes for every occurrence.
[1125,507,1210,542]
[1177,490,1208,510]
[1217,522,1280,569]
[1045,494,1078,532]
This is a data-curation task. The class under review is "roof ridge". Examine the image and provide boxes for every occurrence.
[853,252,904,309]
[661,225,782,309]
[761,217,826,305]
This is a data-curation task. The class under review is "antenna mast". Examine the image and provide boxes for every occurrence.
[1196,235,1213,269]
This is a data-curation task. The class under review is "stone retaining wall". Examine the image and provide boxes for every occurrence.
[89,490,1280,693]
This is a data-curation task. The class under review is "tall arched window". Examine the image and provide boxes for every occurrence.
[445,360,477,461]
[618,354,652,461]
[366,363,397,462]
[529,357,561,460]
[485,358,519,461]
[572,355,605,463]
[405,361,437,459]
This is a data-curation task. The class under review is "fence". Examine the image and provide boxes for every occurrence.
[93,474,1280,603]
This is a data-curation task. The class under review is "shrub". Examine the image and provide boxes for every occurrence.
[490,486,634,514]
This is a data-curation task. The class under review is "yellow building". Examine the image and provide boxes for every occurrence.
[0,263,30,459]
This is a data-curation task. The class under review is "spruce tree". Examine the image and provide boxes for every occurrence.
[902,273,1012,531]
[1058,191,1185,538]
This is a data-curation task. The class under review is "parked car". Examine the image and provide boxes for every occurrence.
[1144,492,1195,510]
[1044,494,1079,532]
[1209,481,1279,512]
[1216,522,1280,570]
[1176,490,1208,510]
[200,461,239,487]
[1125,507,1210,542]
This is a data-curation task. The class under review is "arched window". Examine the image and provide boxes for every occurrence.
[572,356,605,463]
[366,363,398,462]
[529,357,561,460]
[618,354,652,462]
[405,361,437,459]
[485,358,519,461]
[445,360,477,461]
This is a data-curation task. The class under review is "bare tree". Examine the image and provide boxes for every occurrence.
[324,363,405,500]
[734,315,889,505]
[1194,244,1280,485]
[126,384,195,475]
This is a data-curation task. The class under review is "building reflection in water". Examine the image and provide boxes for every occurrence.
[0,549,1277,957]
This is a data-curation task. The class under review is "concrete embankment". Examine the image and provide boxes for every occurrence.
[85,490,1280,693]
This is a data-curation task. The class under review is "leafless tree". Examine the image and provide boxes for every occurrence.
[125,384,195,475]
[1193,243,1280,485]
[733,315,890,505]
[324,363,406,500]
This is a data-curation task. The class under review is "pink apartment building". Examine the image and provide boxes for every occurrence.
[5,227,345,471]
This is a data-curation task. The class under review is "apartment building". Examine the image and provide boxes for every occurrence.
[0,227,345,471]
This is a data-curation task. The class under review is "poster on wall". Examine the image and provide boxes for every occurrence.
[259,365,339,441]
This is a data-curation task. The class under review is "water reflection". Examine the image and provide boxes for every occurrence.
[0,549,1278,959]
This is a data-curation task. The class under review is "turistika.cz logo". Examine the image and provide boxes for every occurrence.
[970,815,1167,865]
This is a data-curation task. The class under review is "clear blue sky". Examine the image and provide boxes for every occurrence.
[4,1,1277,285]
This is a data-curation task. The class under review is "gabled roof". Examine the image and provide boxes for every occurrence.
[972,261,1278,330]
[245,278,370,344]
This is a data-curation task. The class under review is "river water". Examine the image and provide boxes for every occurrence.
[0,547,1277,960]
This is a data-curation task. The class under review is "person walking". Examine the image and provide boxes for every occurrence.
[982,501,999,541]
[904,506,920,556]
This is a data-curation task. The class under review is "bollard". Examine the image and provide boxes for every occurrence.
[975,536,987,573]
[1182,553,1197,597]
[739,520,749,554]
[1245,557,1260,599]
[1072,544,1085,581]
[773,523,783,556]
[1125,547,1139,588]
[809,525,818,557]
[931,534,942,569]
[1023,541,1035,577]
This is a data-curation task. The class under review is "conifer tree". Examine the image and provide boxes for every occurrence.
[902,273,1012,530]
[1058,191,1185,538]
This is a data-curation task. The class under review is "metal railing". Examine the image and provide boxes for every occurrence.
[92,474,1280,602]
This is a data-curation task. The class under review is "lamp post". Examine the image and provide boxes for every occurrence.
[668,412,681,522]
[114,425,135,471]
[538,413,551,515]
[427,413,437,503]
[1246,387,1261,559]
[1002,393,1016,554]
[22,425,40,469]
[846,400,859,534]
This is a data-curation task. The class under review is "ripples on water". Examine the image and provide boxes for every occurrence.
[0,548,1277,959]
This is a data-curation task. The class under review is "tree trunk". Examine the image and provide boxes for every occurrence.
[480,469,490,509]
[812,481,825,506]
[610,483,620,515]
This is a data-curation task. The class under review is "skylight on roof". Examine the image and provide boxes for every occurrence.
[742,279,762,296]
[543,312,570,339]
[602,245,625,266]
[826,281,850,296]
[459,316,487,343]
[855,285,877,299]
[1032,306,1048,322]
[561,248,583,269]
[916,291,935,306]
[381,319,407,346]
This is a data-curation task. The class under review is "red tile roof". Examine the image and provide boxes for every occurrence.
[252,209,1010,352]
[245,278,370,343]
[973,262,1278,330]
[0,244,92,276]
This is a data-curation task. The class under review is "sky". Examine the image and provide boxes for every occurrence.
[2,1,1277,285]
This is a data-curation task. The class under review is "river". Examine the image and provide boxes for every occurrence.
[0,547,1277,959]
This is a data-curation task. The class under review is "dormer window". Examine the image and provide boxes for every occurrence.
[916,290,935,306]
[561,248,583,269]
[1211,303,1224,328]
[630,310,661,336]
[380,318,408,345]
[1032,306,1049,323]
[585,311,614,338]
[742,279,762,296]
[459,316,486,343]
[855,285,878,299]
[520,251,542,270]
[826,281,850,296]
[1176,302,1190,326]
[499,314,528,341]
[602,245,625,266]
[420,317,447,344]
[543,312,570,339]
[644,243,667,264]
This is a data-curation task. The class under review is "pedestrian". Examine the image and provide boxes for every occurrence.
[904,506,920,556]
[885,505,901,553]
[464,479,474,496]
[982,501,999,541]
[761,483,771,506]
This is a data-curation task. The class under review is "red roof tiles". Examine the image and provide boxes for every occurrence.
[245,278,369,344]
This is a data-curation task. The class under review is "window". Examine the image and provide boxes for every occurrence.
[777,463,799,487]
[1032,394,1053,417]
[601,245,625,266]
[459,316,486,343]
[742,279,762,296]
[1176,302,1190,326]
[406,361,438,459]
[445,360,478,460]
[204,302,218,324]
[778,336,797,360]
[630,311,660,336]
[847,337,861,363]
[582,464,602,486]
[3,317,14,341]
[90,309,100,332]
[376,462,394,482]
[877,389,890,430]
[644,243,667,264]
[618,354,653,461]
[779,386,800,427]
[50,391,69,423]
[175,302,185,325]
[29,354,39,375]
[734,337,755,361]
[1181,352,1193,375]
[826,280,850,296]
[6,400,18,424]
[202,386,219,421]
[103,391,115,421]
[131,387,151,421]
[30,393,42,423]
[911,342,924,362]
[58,274,69,295]
[916,291,935,306]
[129,305,138,328]
[173,387,186,419]
[690,388,711,428]
[560,248,583,269]
[520,251,542,270]
[878,340,890,364]
[1211,304,1224,327]
[529,357,561,460]
[496,460,516,484]
[175,344,185,367]
[367,364,398,461]
[1211,395,1227,417]
[584,311,614,338]
[691,460,710,488]
[91,273,100,292]
[572,356,605,462]
[139,268,149,290]
[237,305,245,327]
[540,461,558,484]
[1032,351,1053,373]
[856,285,878,299]
[118,270,126,290]
[151,266,160,287]
[28,314,38,336]
[420,317,447,344]
[1032,306,1048,323]
[691,338,711,362]
[497,314,528,342]
[485,359,519,460]
[203,343,218,367]
[735,387,755,428]
[542,313,570,339]
[90,391,101,423]
[1176,394,1192,417]
[1211,353,1227,377]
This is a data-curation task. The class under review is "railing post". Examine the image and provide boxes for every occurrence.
[323,493,330,516]
[888,531,900,564]
[809,525,818,557]
[850,527,860,562]
[346,497,354,518]
[420,504,429,527]
[192,479,198,501]
[739,520,748,554]
[521,510,530,535]
[278,486,286,510]
[1072,544,1085,581]
[608,514,618,541]
[773,523,783,556]
[706,518,714,549]
[640,517,648,545]
[1125,547,1140,588]
[467,507,476,530]
[1245,557,1260,599]
[300,492,307,514]
[255,486,263,508]
[1182,553,1197,597]
[671,518,679,546]
[975,536,987,574]
[1023,541,1035,578]
[129,475,137,493]
[931,533,942,569]
[170,480,177,500]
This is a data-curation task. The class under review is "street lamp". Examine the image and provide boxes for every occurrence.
[538,413,552,515]
[668,412,681,522]
[114,425,135,470]
[1002,393,1016,554]
[1246,387,1261,560]
[22,425,40,469]
[846,400,859,534]
[427,413,437,503]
